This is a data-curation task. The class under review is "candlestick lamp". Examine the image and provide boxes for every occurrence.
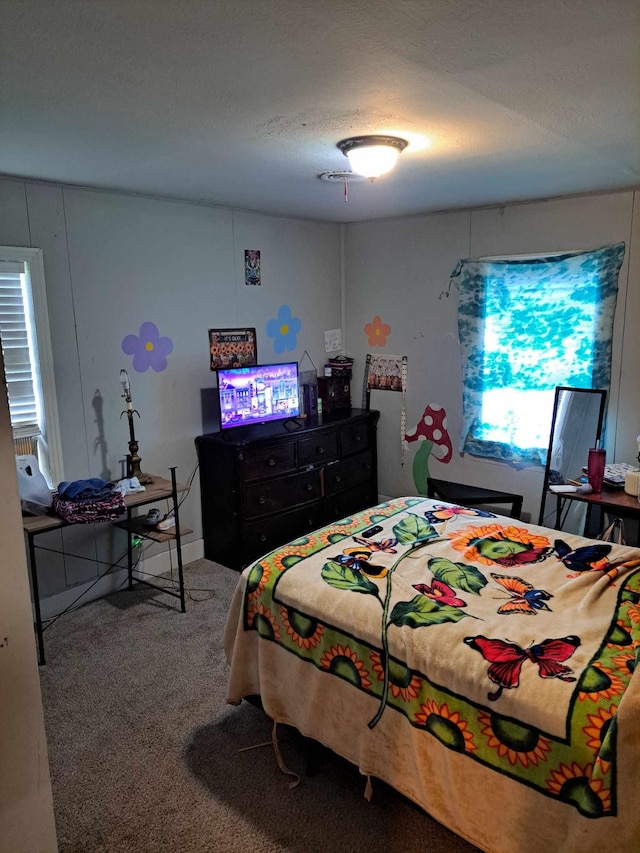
[120,369,153,484]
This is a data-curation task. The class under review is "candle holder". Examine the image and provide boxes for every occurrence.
[120,370,154,485]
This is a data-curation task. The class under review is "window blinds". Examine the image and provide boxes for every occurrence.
[0,259,41,439]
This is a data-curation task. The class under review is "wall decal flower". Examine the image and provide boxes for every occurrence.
[266,304,301,353]
[122,321,174,372]
[365,315,391,347]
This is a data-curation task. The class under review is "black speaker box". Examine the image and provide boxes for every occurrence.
[302,383,318,416]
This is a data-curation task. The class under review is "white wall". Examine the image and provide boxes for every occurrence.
[344,190,639,521]
[0,346,57,852]
[0,179,342,609]
[1,177,638,609]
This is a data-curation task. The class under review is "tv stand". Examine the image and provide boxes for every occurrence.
[196,409,379,570]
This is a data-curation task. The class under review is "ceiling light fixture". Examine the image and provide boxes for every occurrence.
[337,135,408,180]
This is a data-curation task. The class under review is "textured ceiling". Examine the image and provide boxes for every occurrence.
[1,0,639,222]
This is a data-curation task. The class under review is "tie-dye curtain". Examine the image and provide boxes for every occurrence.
[452,242,625,465]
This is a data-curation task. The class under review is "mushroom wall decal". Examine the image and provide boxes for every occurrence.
[405,404,453,494]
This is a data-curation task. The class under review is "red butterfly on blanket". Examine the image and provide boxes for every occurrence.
[464,634,581,701]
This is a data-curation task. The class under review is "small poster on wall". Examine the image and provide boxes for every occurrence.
[245,249,261,285]
[208,327,258,370]
[364,353,409,465]
[367,354,405,391]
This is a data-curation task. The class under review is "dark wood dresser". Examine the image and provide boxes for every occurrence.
[196,408,379,570]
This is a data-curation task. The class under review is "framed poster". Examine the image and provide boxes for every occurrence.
[244,249,261,286]
[208,327,258,371]
[367,354,405,391]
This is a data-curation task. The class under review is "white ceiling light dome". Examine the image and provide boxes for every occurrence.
[337,135,409,180]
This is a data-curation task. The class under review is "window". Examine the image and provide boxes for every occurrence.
[453,242,625,466]
[0,247,63,487]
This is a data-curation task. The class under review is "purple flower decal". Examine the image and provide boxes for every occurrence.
[122,322,173,372]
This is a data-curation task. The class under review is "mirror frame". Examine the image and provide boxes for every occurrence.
[538,386,607,526]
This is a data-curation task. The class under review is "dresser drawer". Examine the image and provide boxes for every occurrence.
[243,442,296,481]
[245,468,322,517]
[298,432,339,467]
[339,421,370,456]
[326,483,379,521]
[244,502,324,561]
[324,450,374,496]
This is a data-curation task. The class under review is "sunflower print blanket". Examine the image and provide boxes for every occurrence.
[224,497,640,852]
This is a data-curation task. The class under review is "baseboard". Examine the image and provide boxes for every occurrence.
[39,537,204,621]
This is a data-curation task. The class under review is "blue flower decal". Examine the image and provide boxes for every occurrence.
[122,321,174,372]
[266,305,301,353]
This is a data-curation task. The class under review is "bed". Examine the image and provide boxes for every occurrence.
[224,496,640,853]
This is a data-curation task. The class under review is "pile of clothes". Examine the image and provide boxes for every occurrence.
[53,477,126,523]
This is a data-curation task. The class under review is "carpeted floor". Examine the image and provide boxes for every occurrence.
[38,559,479,852]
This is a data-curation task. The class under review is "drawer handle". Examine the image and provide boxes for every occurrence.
[335,475,342,484]
[268,458,276,466]
[258,496,266,504]
[260,534,267,542]
[317,446,325,455]
[356,435,362,442]
[305,483,313,492]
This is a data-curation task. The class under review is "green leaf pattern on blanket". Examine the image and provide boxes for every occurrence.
[390,595,468,628]
[322,560,380,596]
[393,514,438,543]
[428,556,488,595]
[321,511,476,728]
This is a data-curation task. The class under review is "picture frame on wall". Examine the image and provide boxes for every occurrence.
[208,327,258,371]
[367,354,405,391]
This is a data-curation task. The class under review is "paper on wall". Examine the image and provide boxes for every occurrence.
[325,328,342,352]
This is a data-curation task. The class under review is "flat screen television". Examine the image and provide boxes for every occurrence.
[217,361,300,429]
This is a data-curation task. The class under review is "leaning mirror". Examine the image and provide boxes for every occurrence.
[538,386,607,530]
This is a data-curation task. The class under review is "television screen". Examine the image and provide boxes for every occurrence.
[218,362,300,429]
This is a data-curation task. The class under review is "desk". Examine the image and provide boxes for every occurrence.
[427,477,523,519]
[23,468,190,664]
[551,486,640,542]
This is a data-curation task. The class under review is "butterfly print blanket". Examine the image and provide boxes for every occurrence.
[224,497,640,853]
